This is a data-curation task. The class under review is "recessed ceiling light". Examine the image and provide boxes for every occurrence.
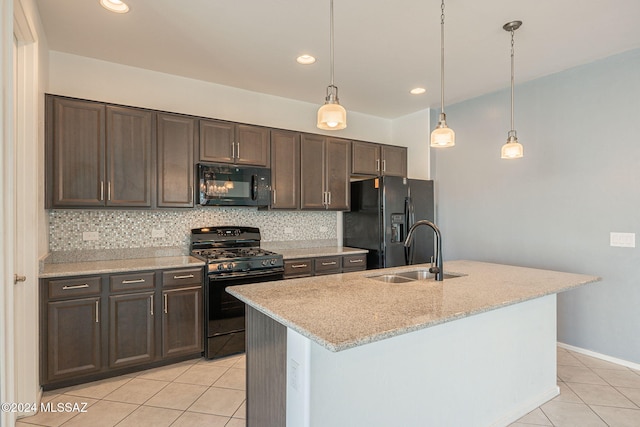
[410,87,426,95]
[100,0,129,13]
[296,55,316,65]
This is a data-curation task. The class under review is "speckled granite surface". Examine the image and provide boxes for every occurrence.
[263,245,368,259]
[227,260,600,352]
[40,256,204,278]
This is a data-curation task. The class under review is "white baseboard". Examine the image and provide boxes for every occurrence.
[557,342,640,371]
[490,386,559,427]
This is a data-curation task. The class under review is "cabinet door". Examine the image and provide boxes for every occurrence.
[199,119,234,163]
[381,145,407,177]
[351,141,380,176]
[108,292,155,369]
[300,134,326,210]
[48,96,105,207]
[47,297,101,381]
[325,138,351,210]
[270,130,300,209]
[235,124,270,166]
[157,113,195,207]
[106,106,153,207]
[162,286,203,357]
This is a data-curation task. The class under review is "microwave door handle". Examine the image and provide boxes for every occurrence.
[251,174,258,200]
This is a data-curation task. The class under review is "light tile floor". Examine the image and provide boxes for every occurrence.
[16,347,640,427]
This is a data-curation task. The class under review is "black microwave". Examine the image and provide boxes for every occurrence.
[198,163,271,207]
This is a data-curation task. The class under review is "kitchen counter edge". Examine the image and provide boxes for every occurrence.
[39,256,205,278]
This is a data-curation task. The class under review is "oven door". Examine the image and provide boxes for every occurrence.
[206,268,284,358]
[198,163,271,207]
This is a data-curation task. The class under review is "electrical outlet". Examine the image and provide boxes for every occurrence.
[610,232,636,248]
[284,227,294,235]
[152,228,165,238]
[82,231,99,241]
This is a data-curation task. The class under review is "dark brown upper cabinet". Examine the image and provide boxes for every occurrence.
[270,130,300,210]
[351,141,407,178]
[300,134,350,211]
[46,96,153,208]
[199,119,270,167]
[157,113,196,207]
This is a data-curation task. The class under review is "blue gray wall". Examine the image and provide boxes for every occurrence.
[432,49,640,363]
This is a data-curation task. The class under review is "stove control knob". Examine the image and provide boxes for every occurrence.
[228,262,235,270]
[270,259,277,265]
[217,264,224,271]
[261,260,269,266]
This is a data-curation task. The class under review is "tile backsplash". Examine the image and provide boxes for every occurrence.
[49,208,337,252]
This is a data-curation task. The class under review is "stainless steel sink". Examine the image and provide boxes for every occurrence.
[396,270,463,281]
[367,269,465,283]
[368,274,415,283]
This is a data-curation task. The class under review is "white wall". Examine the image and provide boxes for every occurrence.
[48,51,392,144]
[391,108,431,180]
[433,48,640,364]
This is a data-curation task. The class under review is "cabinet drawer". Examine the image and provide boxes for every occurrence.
[343,254,367,271]
[313,256,342,275]
[162,268,203,287]
[284,259,313,277]
[110,272,155,292]
[48,276,102,299]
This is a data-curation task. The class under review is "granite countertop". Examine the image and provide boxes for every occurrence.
[227,260,600,352]
[263,245,368,260]
[40,256,205,278]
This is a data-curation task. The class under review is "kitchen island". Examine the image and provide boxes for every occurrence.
[228,260,600,427]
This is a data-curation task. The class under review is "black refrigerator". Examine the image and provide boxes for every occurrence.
[343,177,435,269]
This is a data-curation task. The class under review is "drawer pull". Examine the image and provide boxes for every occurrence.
[173,274,195,280]
[62,284,89,290]
[122,279,146,284]
[95,301,99,323]
[349,259,364,263]
[291,264,308,269]
[150,295,154,316]
[321,261,337,266]
[164,294,168,314]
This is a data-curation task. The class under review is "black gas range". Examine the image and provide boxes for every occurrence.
[190,226,284,359]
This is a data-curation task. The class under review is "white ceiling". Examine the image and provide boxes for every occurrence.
[35,0,640,119]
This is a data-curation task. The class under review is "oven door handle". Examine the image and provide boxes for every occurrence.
[208,267,284,281]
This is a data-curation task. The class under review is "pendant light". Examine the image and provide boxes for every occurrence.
[501,21,524,159]
[317,0,347,130]
[430,0,455,148]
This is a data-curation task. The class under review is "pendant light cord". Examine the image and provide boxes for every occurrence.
[440,0,445,115]
[330,0,335,87]
[510,28,515,132]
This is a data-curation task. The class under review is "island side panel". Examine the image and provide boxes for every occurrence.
[246,306,287,426]
[306,295,559,427]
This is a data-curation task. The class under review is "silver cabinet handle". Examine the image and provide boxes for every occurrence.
[231,141,235,159]
[107,181,111,201]
[236,142,240,159]
[163,294,168,314]
[150,294,154,316]
[382,160,386,172]
[273,189,277,205]
[122,279,145,284]
[100,181,104,201]
[95,301,99,323]
[376,159,380,172]
[62,284,89,290]
[291,264,308,268]
[349,259,364,263]
[321,261,337,266]
[173,274,194,280]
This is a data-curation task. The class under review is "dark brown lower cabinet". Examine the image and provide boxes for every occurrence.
[109,292,155,368]
[41,266,204,389]
[46,297,101,382]
[162,286,203,357]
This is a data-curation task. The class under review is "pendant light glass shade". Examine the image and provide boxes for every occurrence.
[501,131,523,159]
[317,85,347,130]
[501,21,523,159]
[317,0,347,130]
[431,113,455,147]
[431,0,454,148]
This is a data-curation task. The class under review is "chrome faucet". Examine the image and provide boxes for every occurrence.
[403,220,443,281]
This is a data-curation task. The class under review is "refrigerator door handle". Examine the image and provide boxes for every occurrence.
[404,197,412,265]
